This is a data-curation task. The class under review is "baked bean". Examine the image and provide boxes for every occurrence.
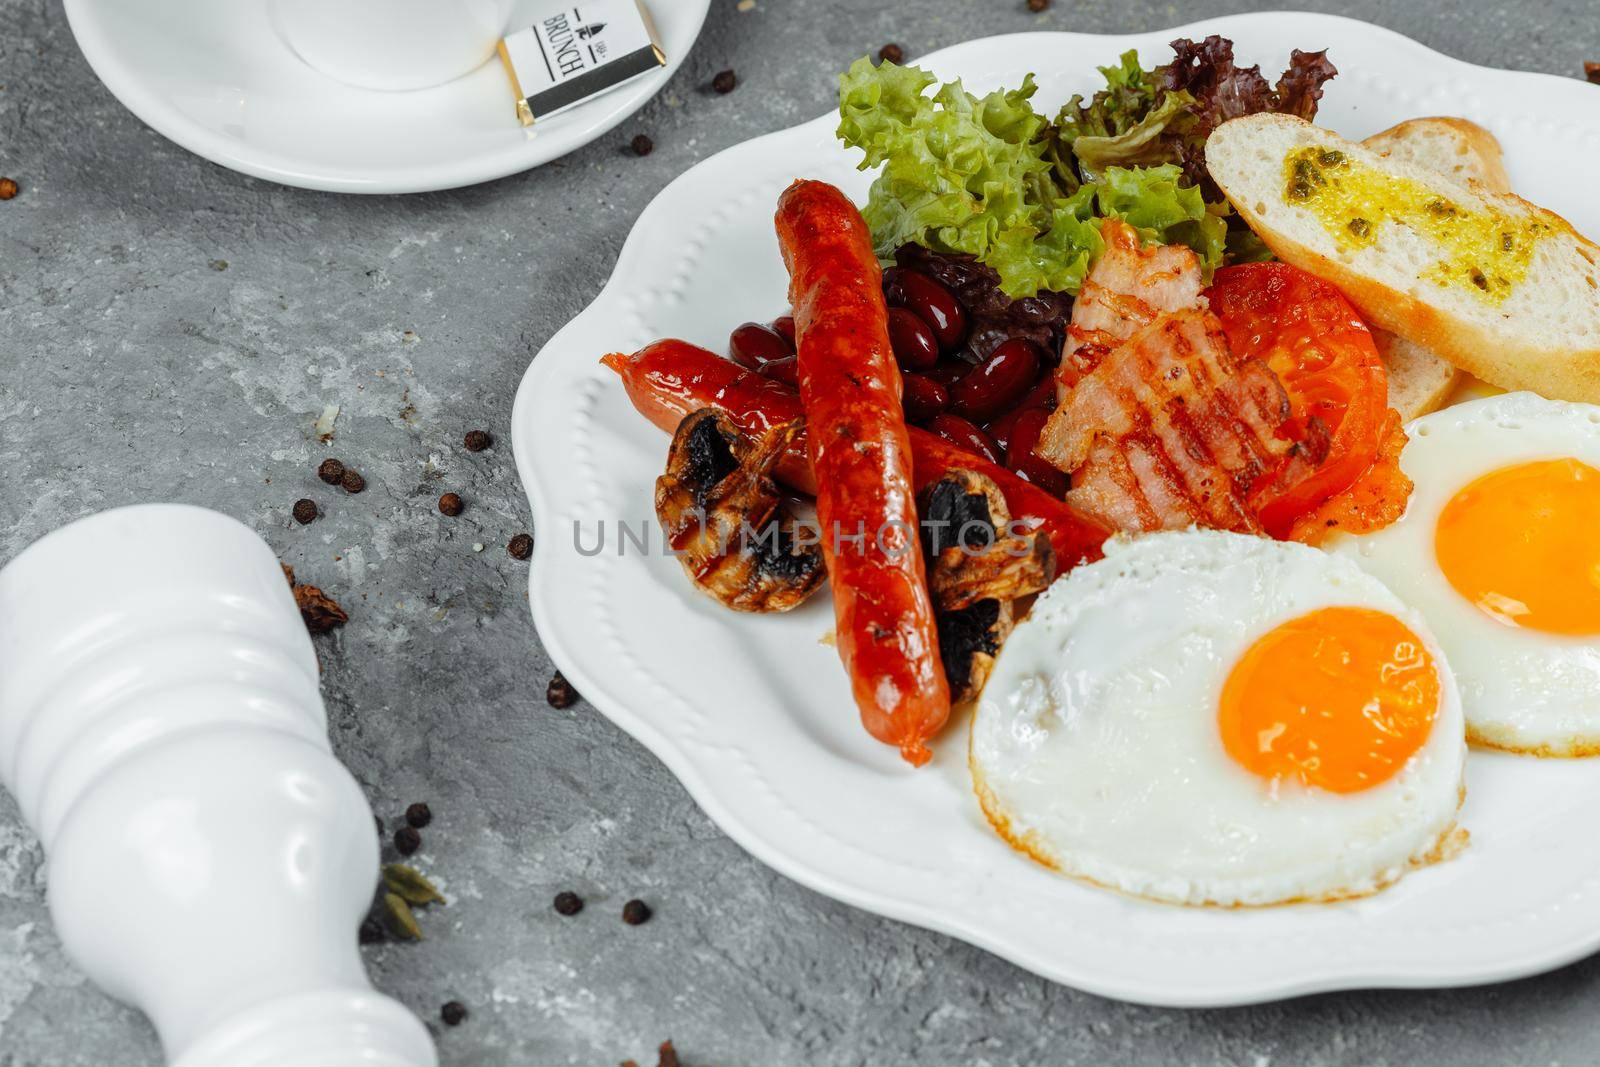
[901,372,950,424]
[926,413,1001,464]
[1005,407,1069,496]
[1015,370,1059,413]
[926,360,973,389]
[758,354,799,385]
[886,270,966,352]
[985,406,1029,459]
[729,321,795,371]
[951,339,1041,423]
[887,307,940,371]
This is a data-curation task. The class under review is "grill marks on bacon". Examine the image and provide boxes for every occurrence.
[1059,221,1206,392]
[1037,309,1296,534]
[1039,218,1300,534]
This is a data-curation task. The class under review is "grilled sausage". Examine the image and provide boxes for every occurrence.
[773,179,950,765]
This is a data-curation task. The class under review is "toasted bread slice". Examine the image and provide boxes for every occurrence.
[1371,330,1462,421]
[1208,114,1600,403]
[1361,118,1513,420]
[1364,117,1512,192]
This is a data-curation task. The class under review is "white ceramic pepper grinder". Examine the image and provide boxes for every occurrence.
[0,504,437,1067]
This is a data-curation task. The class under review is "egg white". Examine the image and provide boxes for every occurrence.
[1330,391,1600,756]
[970,530,1466,907]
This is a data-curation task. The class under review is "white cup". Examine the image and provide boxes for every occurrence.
[272,0,515,92]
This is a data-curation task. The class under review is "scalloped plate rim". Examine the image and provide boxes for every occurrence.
[513,12,1600,1007]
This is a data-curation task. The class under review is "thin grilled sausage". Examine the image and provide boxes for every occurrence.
[601,340,1110,569]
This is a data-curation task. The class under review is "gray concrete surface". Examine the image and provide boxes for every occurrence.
[2,0,1598,1063]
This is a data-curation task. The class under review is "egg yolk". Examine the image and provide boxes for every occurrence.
[1219,607,1440,793]
[1434,458,1600,635]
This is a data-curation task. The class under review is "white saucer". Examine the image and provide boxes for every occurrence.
[63,0,710,194]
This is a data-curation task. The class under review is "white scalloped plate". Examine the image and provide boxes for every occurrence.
[513,13,1600,1006]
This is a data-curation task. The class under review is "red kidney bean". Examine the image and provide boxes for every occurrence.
[951,338,1041,423]
[1035,335,1063,368]
[985,406,1029,459]
[1004,407,1052,468]
[770,314,797,346]
[1005,407,1069,496]
[887,270,967,353]
[759,354,799,386]
[729,321,794,371]
[926,361,973,389]
[887,307,939,371]
[901,372,949,424]
[881,266,905,301]
[1015,370,1059,414]
[926,413,1001,465]
[1011,454,1070,496]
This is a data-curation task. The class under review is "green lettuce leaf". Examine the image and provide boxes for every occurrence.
[1054,49,1205,189]
[1057,50,1160,143]
[839,57,1079,297]
[1057,39,1338,196]
[1225,221,1276,264]
[837,58,1234,297]
[1065,89,1198,180]
[1093,164,1228,276]
[983,185,1104,297]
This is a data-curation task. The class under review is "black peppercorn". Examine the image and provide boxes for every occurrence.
[438,492,464,517]
[621,899,652,925]
[341,469,366,494]
[712,69,736,94]
[878,43,904,65]
[508,532,534,560]
[440,1001,468,1027]
[394,825,421,856]
[546,671,578,708]
[292,498,318,525]
[359,917,385,944]
[631,133,654,157]
[553,891,584,916]
[463,429,492,452]
[317,458,346,485]
[405,802,432,828]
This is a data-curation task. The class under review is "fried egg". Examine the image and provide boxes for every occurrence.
[970,530,1465,907]
[1331,391,1600,756]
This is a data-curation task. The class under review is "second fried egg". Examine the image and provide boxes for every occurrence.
[1331,391,1600,755]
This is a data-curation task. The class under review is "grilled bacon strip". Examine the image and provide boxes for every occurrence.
[1058,220,1206,393]
[1037,308,1296,534]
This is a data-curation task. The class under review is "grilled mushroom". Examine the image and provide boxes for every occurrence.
[655,409,824,612]
[918,470,1055,702]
